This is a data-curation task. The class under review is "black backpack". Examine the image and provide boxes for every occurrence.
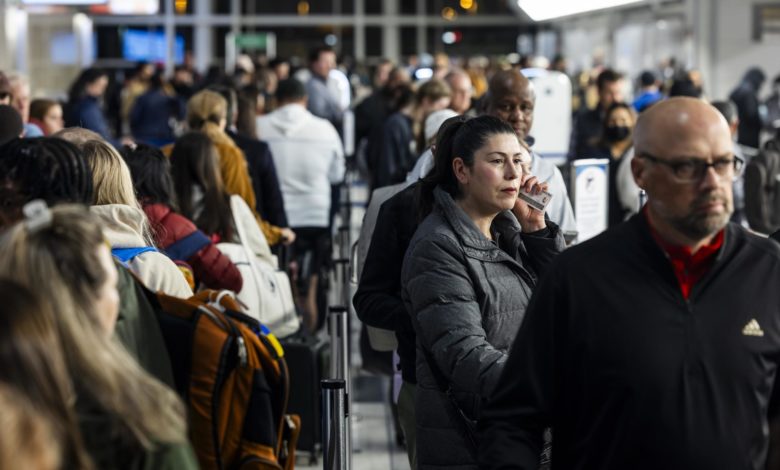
[744,138,780,234]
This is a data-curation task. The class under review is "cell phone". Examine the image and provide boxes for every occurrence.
[518,188,553,212]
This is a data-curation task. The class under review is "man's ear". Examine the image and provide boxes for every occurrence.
[453,157,468,185]
[631,154,648,190]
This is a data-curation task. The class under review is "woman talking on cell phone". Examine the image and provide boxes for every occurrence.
[401,115,565,469]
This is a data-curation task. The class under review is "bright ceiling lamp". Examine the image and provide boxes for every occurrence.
[517,0,646,21]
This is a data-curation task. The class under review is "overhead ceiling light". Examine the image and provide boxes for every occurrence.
[516,0,646,21]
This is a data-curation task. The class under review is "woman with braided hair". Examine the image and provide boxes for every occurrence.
[0,136,178,391]
[0,137,93,226]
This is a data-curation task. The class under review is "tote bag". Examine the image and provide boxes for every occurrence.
[217,195,300,338]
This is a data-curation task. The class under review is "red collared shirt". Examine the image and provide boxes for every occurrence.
[644,209,724,300]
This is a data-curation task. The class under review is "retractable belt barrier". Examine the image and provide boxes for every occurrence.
[321,379,347,470]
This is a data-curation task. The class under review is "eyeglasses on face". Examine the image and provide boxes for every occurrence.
[638,153,744,183]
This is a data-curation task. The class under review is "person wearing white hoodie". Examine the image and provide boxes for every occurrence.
[82,139,193,299]
[256,78,345,332]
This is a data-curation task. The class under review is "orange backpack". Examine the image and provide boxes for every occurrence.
[150,289,300,469]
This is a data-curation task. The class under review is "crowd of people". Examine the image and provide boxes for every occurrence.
[1,45,780,470]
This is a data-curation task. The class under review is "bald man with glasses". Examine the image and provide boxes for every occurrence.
[479,97,780,470]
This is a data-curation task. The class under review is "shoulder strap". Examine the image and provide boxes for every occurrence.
[229,195,275,264]
[112,246,159,264]
[163,230,211,261]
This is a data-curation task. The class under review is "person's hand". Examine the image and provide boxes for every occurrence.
[512,174,548,233]
[120,136,136,148]
[280,228,296,245]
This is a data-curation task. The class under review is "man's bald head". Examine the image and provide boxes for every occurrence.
[486,70,534,106]
[484,70,536,139]
[634,97,731,158]
[632,97,736,249]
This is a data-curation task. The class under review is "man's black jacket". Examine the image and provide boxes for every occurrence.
[353,183,419,383]
[227,129,288,227]
[479,214,780,470]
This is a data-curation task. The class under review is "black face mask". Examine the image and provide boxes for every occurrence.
[604,125,630,143]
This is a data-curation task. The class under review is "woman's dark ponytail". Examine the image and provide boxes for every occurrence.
[417,115,469,219]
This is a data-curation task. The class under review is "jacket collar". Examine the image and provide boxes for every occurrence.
[433,186,522,255]
[627,212,737,296]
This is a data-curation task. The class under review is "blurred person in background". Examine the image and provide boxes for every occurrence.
[28,99,64,136]
[120,62,155,135]
[186,89,293,246]
[585,102,638,226]
[729,67,766,149]
[669,71,703,99]
[0,105,24,145]
[170,65,196,102]
[130,70,181,147]
[763,75,780,131]
[257,78,345,332]
[169,132,240,246]
[633,70,663,113]
[7,74,42,137]
[569,68,625,160]
[211,85,289,228]
[372,79,451,189]
[64,68,113,141]
[445,69,474,115]
[269,57,290,82]
[306,46,343,131]
[0,71,11,105]
[712,100,748,227]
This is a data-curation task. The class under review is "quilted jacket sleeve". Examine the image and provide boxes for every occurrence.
[403,233,507,417]
[188,242,244,292]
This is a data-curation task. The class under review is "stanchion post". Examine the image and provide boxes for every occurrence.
[321,379,347,470]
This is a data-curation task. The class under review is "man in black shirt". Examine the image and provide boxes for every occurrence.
[479,97,780,470]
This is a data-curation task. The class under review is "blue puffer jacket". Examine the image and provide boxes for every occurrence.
[65,96,112,141]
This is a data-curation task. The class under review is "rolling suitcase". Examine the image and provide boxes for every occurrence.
[282,333,329,464]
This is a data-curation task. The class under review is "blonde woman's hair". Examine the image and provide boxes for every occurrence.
[186,89,233,147]
[80,139,154,245]
[0,205,188,451]
[0,384,61,470]
[0,278,93,469]
[81,139,138,207]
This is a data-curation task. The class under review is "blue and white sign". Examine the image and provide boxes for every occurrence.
[571,159,610,242]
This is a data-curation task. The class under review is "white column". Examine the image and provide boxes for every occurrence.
[72,12,92,69]
[194,0,213,74]
[382,0,400,63]
[686,0,716,96]
[3,7,29,73]
[416,0,427,56]
[354,0,365,60]
[164,0,176,75]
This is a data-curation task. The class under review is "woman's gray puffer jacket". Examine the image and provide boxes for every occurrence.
[402,187,564,469]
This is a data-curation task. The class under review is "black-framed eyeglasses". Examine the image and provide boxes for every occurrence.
[638,153,744,183]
